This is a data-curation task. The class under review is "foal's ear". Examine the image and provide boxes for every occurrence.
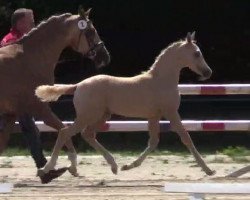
[186,31,196,43]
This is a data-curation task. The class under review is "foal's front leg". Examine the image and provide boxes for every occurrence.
[38,123,81,182]
[40,105,78,176]
[121,118,160,171]
[168,111,215,175]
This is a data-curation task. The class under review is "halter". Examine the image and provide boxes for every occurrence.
[77,20,104,59]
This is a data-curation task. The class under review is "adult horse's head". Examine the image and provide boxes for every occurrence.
[68,7,110,68]
[179,32,212,81]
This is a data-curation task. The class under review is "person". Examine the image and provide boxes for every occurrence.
[0,8,47,169]
[1,8,34,46]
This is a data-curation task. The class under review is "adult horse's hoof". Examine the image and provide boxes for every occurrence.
[206,169,216,176]
[37,167,68,184]
[121,164,130,171]
[111,165,118,174]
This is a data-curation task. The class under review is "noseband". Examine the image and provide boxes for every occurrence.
[77,20,104,59]
[85,41,104,59]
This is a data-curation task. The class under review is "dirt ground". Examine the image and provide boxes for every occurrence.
[0,154,249,200]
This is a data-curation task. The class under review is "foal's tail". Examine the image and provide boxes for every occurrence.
[35,84,77,102]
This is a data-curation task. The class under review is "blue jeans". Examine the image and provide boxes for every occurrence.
[18,114,47,168]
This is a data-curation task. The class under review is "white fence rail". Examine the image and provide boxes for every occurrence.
[13,120,250,132]
[178,84,250,95]
[10,84,250,132]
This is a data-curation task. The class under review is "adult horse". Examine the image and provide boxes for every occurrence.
[36,32,215,182]
[0,7,110,183]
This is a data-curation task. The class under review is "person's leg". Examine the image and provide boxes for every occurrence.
[18,114,47,168]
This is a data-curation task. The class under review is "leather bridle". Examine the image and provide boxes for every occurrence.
[77,20,104,59]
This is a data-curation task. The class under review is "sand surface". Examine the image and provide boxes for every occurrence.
[0,154,249,199]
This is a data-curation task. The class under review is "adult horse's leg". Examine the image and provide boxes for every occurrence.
[167,111,215,175]
[38,121,82,183]
[121,118,160,171]
[226,165,250,177]
[19,114,47,168]
[0,114,16,154]
[81,125,118,174]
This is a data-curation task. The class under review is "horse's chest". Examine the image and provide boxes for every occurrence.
[0,100,15,113]
[0,91,37,115]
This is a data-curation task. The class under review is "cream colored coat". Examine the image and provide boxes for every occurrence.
[36,32,215,181]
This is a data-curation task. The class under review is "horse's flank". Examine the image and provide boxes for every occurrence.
[39,40,188,120]
[74,41,186,118]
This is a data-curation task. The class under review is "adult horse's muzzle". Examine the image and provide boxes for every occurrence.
[86,42,111,68]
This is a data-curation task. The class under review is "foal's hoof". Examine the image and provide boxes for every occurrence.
[68,167,79,177]
[37,167,68,184]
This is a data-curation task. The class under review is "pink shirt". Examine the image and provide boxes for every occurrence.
[0,28,23,47]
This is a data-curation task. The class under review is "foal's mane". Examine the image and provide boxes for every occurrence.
[19,13,73,42]
[146,39,185,73]
[154,40,184,65]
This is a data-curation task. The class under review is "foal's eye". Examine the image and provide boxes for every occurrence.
[194,51,201,58]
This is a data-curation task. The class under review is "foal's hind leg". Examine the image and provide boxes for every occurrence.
[81,118,118,174]
[167,111,215,175]
[121,118,160,171]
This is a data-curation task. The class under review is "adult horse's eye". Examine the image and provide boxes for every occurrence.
[85,27,96,40]
[194,51,201,58]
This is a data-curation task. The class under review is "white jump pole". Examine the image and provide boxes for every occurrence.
[13,120,250,132]
[0,183,13,193]
[164,182,250,200]
[178,84,250,95]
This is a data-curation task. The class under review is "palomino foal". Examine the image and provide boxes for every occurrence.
[36,32,214,180]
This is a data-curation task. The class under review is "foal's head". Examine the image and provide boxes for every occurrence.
[68,7,110,68]
[178,32,212,80]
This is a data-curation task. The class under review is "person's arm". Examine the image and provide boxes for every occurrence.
[0,37,16,47]
[0,32,19,47]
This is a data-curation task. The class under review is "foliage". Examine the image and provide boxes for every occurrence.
[220,146,250,157]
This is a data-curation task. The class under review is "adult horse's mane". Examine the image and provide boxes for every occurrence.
[19,13,73,42]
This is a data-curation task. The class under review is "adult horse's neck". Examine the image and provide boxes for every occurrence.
[149,46,182,87]
[18,15,72,83]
